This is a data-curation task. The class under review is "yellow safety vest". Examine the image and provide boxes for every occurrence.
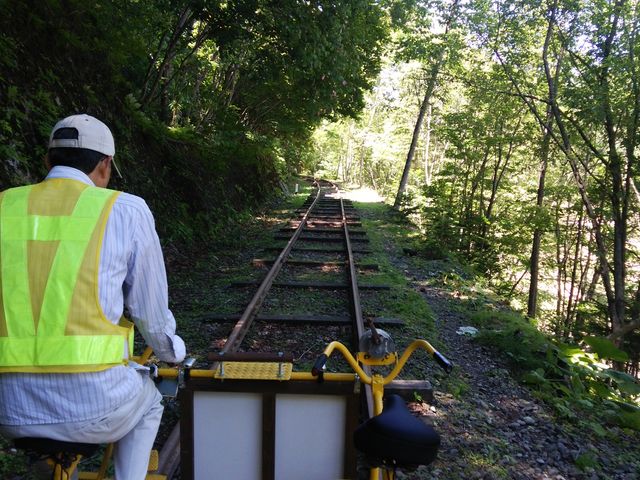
[0,178,134,373]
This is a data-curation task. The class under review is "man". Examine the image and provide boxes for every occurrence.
[0,114,186,479]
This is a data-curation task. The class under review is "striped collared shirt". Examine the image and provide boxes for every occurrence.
[0,166,185,424]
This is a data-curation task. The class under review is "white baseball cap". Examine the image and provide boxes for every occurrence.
[49,114,115,156]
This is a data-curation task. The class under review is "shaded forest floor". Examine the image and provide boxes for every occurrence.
[165,185,640,480]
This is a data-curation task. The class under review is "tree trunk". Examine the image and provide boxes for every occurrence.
[393,0,460,209]
[565,207,584,338]
[394,85,435,209]
[554,202,567,337]
[527,108,552,318]
[480,118,520,258]
[424,103,433,184]
[542,0,622,339]
[140,5,195,109]
[462,145,490,255]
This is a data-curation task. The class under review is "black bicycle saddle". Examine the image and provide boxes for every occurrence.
[353,394,440,468]
[14,437,100,458]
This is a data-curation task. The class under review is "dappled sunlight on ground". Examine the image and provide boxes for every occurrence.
[341,187,384,203]
[258,211,293,228]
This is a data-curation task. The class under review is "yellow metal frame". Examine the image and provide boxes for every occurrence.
[313,339,441,480]
[157,339,441,480]
[41,443,164,480]
[39,339,440,480]
[357,351,398,366]
[31,344,163,480]
[213,360,293,380]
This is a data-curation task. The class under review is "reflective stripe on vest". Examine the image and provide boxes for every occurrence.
[0,180,132,372]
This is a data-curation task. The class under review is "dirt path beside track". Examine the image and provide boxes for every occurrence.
[398,276,639,480]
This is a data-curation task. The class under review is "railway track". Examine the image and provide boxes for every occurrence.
[158,180,414,478]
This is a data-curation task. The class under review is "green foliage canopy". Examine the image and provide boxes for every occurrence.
[0,0,389,243]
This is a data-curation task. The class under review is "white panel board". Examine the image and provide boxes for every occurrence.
[274,394,346,480]
[193,391,262,480]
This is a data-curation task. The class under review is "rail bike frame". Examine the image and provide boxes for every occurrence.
[178,372,359,480]
[311,339,451,480]
[14,337,449,480]
[158,337,451,480]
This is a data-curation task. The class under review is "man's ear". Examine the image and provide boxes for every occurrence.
[44,153,52,171]
[89,156,112,188]
[101,156,112,173]
[98,156,113,184]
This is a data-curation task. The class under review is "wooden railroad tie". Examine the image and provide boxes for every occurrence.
[301,206,351,210]
[273,234,369,243]
[279,227,367,235]
[385,380,434,404]
[252,258,379,270]
[264,246,372,254]
[231,280,391,290]
[289,220,363,227]
[198,313,404,326]
[302,215,361,220]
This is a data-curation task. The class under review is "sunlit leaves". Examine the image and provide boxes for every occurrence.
[584,336,630,362]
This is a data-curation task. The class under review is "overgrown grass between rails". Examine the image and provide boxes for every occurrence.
[167,181,313,350]
[354,202,437,333]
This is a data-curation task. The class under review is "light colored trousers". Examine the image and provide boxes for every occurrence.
[1,375,163,480]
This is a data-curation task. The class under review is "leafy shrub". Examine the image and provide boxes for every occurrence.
[0,435,31,479]
[471,310,549,371]
[470,310,640,430]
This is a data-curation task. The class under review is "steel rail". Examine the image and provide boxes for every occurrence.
[339,190,375,418]
[158,183,322,478]
[217,184,322,354]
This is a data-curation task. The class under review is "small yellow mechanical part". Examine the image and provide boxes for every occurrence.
[214,361,293,380]
[147,450,159,471]
[357,351,398,366]
[143,449,167,479]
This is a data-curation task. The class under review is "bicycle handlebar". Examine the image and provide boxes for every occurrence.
[311,339,453,384]
[311,353,328,377]
[143,338,453,387]
[312,341,371,380]
[433,350,454,373]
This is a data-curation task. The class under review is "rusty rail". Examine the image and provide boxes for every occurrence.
[158,181,372,478]
[340,191,374,418]
[159,183,322,477]
[215,185,322,354]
